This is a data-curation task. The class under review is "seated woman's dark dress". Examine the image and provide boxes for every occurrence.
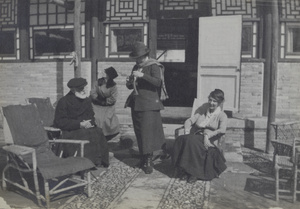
[172,103,228,181]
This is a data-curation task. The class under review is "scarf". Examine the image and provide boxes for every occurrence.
[137,59,169,101]
[199,106,222,128]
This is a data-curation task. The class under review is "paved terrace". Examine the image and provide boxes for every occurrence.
[0,117,299,209]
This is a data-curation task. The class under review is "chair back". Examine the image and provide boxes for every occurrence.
[191,98,210,116]
[2,104,49,148]
[27,97,55,127]
[271,121,300,157]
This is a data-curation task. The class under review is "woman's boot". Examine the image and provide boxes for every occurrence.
[135,155,145,168]
[143,153,153,174]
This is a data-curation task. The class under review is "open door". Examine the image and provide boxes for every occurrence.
[197,15,242,112]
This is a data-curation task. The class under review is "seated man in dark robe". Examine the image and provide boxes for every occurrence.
[53,77,109,167]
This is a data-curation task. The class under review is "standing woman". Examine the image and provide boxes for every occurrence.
[125,42,166,174]
[172,89,228,183]
[90,67,120,141]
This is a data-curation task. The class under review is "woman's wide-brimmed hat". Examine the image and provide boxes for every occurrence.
[105,66,118,79]
[129,42,150,59]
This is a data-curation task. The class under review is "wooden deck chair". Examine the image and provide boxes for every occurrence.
[270,121,300,202]
[175,98,226,151]
[26,97,61,140]
[1,104,95,208]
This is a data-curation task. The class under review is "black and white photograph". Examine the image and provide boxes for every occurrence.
[0,0,299,208]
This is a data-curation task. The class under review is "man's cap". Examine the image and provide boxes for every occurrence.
[67,77,87,89]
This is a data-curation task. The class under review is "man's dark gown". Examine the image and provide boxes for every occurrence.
[53,91,109,166]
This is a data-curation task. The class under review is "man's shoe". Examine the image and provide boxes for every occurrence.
[187,175,197,184]
[180,173,189,181]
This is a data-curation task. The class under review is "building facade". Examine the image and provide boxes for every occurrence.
[0,0,299,120]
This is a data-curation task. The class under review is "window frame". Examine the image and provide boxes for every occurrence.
[0,29,16,57]
[241,23,253,57]
[285,23,300,56]
[32,28,74,57]
[108,27,144,56]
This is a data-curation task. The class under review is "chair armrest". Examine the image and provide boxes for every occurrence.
[2,144,35,156]
[271,120,300,126]
[271,139,293,147]
[2,145,37,169]
[49,139,89,157]
[49,139,89,145]
[175,126,184,138]
[44,126,61,132]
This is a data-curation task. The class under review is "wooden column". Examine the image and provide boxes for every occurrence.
[148,0,157,59]
[74,0,82,77]
[266,0,279,153]
[18,0,30,61]
[90,0,99,87]
[98,0,106,60]
[262,2,272,116]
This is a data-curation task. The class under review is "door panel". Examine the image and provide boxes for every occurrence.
[197,15,242,112]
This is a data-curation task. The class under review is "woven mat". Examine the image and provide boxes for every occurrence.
[59,158,141,209]
[59,156,210,209]
[158,177,210,209]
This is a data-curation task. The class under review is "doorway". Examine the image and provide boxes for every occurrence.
[157,18,199,107]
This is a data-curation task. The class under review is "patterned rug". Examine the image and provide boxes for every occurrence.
[59,156,210,209]
[59,158,141,209]
[157,178,210,209]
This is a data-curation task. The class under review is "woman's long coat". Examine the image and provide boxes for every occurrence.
[125,63,165,154]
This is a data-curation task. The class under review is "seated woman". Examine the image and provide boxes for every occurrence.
[172,89,228,183]
[90,67,120,141]
[53,77,109,167]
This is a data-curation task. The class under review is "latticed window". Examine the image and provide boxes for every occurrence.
[29,0,85,59]
[0,0,19,60]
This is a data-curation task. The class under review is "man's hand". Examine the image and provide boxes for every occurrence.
[80,120,94,129]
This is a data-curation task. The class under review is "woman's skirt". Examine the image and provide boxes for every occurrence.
[93,104,120,137]
[131,110,166,155]
[172,134,227,181]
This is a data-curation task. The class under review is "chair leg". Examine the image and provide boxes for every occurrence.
[33,170,42,207]
[2,165,8,190]
[87,171,91,197]
[293,153,299,203]
[44,180,50,209]
[293,167,297,203]
[275,167,279,201]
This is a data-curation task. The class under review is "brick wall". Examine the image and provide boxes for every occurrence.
[0,62,91,106]
[0,60,299,122]
[240,62,264,117]
[276,62,300,119]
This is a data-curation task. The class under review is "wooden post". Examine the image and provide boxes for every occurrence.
[74,0,81,77]
[18,0,30,61]
[90,0,99,87]
[148,0,157,59]
[262,2,272,116]
[266,0,279,153]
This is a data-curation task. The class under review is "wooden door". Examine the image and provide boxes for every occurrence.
[197,15,242,112]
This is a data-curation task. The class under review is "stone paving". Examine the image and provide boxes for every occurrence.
[0,124,300,209]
